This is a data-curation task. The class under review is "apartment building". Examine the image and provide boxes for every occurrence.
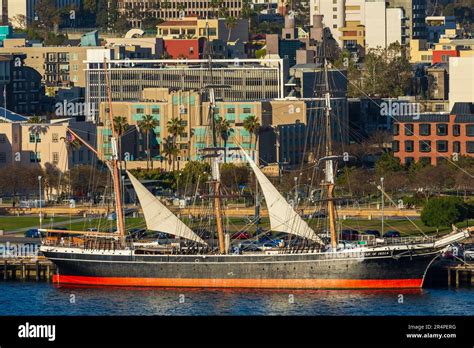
[0,38,103,89]
[0,119,97,171]
[392,103,474,166]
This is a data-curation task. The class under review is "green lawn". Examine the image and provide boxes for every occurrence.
[0,216,71,231]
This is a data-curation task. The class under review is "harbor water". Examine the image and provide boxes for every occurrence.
[0,282,473,316]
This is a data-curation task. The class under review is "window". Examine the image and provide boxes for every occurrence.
[405,140,414,152]
[52,133,59,143]
[52,152,59,164]
[453,124,461,137]
[392,140,400,152]
[419,140,431,152]
[453,141,461,153]
[436,140,448,153]
[0,152,6,163]
[436,124,448,136]
[392,124,399,136]
[419,124,431,136]
[151,108,160,114]
[466,125,474,137]
[467,141,474,153]
[0,134,6,143]
[29,132,40,143]
[404,124,414,136]
[136,108,145,114]
[30,152,41,163]
[405,157,414,166]
[242,107,252,114]
[227,108,235,114]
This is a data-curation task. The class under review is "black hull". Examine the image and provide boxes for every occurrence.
[42,246,441,289]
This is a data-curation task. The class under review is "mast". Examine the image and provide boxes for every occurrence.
[204,21,226,254]
[322,57,338,250]
[103,58,126,247]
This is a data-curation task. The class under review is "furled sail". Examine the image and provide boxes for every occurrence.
[127,171,207,245]
[241,149,323,244]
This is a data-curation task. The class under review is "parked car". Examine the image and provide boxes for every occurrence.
[341,229,359,241]
[152,232,170,239]
[238,241,261,252]
[231,231,251,240]
[364,230,381,237]
[24,229,41,238]
[129,228,147,239]
[464,249,474,261]
[383,230,401,238]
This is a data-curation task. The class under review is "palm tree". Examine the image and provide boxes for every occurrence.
[242,115,261,152]
[137,114,159,170]
[161,136,179,171]
[113,116,129,164]
[224,16,237,42]
[27,119,48,164]
[216,116,233,163]
[167,117,185,170]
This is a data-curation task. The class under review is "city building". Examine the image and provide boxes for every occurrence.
[85,52,284,122]
[117,0,243,27]
[156,16,249,43]
[426,16,456,43]
[449,56,474,110]
[0,53,45,115]
[0,37,103,89]
[0,0,81,28]
[392,103,474,166]
[364,1,403,49]
[0,119,97,171]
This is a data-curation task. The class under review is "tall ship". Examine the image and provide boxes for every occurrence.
[39,44,472,290]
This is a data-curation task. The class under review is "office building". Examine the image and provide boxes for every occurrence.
[85,51,284,122]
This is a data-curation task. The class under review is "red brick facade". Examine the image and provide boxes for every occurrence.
[392,114,474,166]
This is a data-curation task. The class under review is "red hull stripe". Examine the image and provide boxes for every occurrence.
[53,275,423,289]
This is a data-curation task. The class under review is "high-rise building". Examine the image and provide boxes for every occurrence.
[309,0,426,48]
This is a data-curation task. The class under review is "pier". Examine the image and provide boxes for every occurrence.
[447,264,474,287]
[1,258,55,282]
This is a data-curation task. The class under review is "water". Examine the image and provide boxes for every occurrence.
[0,282,473,315]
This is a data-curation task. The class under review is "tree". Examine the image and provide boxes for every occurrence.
[216,116,233,163]
[375,152,403,177]
[67,165,108,198]
[242,115,261,152]
[421,197,468,232]
[43,163,62,200]
[34,0,61,35]
[167,117,185,170]
[138,114,159,170]
[27,123,48,165]
[224,16,237,42]
[113,116,129,162]
[161,136,179,171]
[220,163,250,194]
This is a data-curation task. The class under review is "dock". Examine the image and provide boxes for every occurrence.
[447,264,474,287]
[1,257,55,282]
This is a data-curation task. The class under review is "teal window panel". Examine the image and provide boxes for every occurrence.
[132,114,143,121]
[225,113,235,121]
[190,96,196,106]
[240,129,250,137]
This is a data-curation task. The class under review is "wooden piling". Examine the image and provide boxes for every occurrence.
[3,260,7,280]
[21,262,25,280]
[447,267,451,287]
[35,261,40,282]
[455,269,460,288]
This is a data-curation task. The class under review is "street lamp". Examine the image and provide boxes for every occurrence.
[380,177,384,236]
[38,176,42,229]
[294,176,298,207]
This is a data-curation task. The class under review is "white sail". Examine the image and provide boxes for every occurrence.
[127,171,207,245]
[241,149,323,244]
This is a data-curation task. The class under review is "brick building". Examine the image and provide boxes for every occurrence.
[392,103,474,166]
